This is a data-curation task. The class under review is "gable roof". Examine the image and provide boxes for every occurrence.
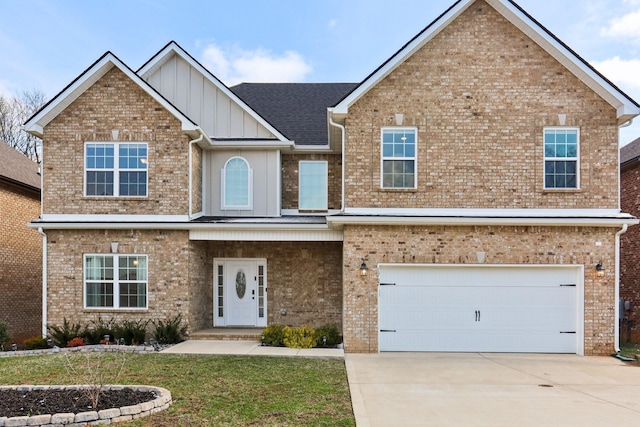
[621,137,640,166]
[332,0,640,125]
[23,51,202,139]
[230,83,357,146]
[0,142,40,192]
[138,41,292,143]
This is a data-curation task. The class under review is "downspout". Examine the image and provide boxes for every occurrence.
[328,111,346,212]
[615,224,628,353]
[188,130,205,220]
[619,118,634,128]
[38,227,48,338]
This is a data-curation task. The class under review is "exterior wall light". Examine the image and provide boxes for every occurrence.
[359,259,369,277]
[595,261,605,277]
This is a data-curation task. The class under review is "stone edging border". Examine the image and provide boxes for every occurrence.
[0,344,163,359]
[0,384,172,426]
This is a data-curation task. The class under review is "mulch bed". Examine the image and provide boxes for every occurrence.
[0,388,157,418]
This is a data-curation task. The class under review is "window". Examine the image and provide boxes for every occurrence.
[222,157,252,209]
[85,143,148,197]
[299,161,328,211]
[544,128,579,189]
[381,128,417,188]
[84,254,147,309]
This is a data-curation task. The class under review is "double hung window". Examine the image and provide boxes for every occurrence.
[299,161,328,211]
[84,254,147,309]
[544,128,579,189]
[381,128,417,188]
[85,143,148,197]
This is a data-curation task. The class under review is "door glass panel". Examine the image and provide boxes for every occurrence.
[258,265,265,318]
[235,269,247,299]
[217,265,224,317]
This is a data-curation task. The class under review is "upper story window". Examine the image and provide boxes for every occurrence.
[544,128,579,189]
[299,161,328,211]
[84,254,147,309]
[85,143,148,197]
[381,128,417,189]
[222,157,252,210]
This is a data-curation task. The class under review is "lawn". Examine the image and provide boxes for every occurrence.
[0,352,355,426]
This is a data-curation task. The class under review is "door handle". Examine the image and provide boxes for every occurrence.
[475,310,481,322]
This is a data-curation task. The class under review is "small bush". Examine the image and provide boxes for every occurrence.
[283,326,316,349]
[23,336,49,350]
[67,337,86,347]
[153,314,187,344]
[83,317,115,345]
[261,324,286,346]
[0,321,11,351]
[314,324,342,347]
[48,318,83,347]
[113,319,149,345]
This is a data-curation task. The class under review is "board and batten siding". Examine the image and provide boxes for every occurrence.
[144,54,275,139]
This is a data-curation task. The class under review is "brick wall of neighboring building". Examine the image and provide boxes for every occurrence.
[41,67,191,216]
[620,164,640,342]
[0,183,42,345]
[343,0,619,210]
[281,154,342,211]
[343,224,617,355]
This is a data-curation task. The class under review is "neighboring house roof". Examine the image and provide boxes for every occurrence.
[332,0,640,125]
[621,137,640,168]
[23,51,204,141]
[0,142,40,192]
[231,83,358,146]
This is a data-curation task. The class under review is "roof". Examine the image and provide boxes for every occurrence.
[0,142,40,191]
[621,137,640,166]
[332,0,640,125]
[231,83,357,146]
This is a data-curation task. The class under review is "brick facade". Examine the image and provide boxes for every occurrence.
[343,225,617,355]
[281,154,342,210]
[620,164,640,342]
[0,182,42,345]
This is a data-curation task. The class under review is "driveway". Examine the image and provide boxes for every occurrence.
[345,352,640,426]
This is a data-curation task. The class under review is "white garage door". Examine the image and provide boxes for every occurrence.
[378,265,580,353]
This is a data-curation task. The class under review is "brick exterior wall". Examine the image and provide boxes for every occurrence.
[620,164,640,342]
[42,67,191,216]
[281,154,342,210]
[0,183,42,345]
[344,1,619,210]
[343,225,617,355]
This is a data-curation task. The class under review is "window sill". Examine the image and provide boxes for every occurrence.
[83,196,148,200]
[83,308,149,313]
[379,188,419,192]
[542,188,582,194]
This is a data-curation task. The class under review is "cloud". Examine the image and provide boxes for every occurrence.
[600,8,640,42]
[200,42,312,86]
[591,56,640,97]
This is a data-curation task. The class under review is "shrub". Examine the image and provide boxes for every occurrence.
[83,317,115,345]
[67,337,86,347]
[153,314,187,344]
[113,319,149,345]
[314,324,342,347]
[0,321,10,351]
[283,326,316,349]
[23,336,49,350]
[261,324,286,346]
[48,318,83,347]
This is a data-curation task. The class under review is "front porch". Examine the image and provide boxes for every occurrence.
[189,328,263,341]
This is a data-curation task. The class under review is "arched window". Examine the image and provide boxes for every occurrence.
[222,157,252,209]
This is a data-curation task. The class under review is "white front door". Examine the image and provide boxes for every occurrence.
[214,258,267,327]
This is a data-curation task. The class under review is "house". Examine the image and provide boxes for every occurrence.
[0,142,42,345]
[24,0,640,355]
[620,136,640,342]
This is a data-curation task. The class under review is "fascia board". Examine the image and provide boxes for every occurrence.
[137,42,291,142]
[209,140,295,150]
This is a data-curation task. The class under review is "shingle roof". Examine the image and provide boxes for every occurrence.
[230,83,357,146]
[621,137,640,165]
[0,142,40,191]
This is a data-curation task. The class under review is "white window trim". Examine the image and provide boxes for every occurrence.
[221,156,253,210]
[380,127,418,189]
[543,127,580,190]
[299,160,328,212]
[83,254,148,310]
[84,142,148,198]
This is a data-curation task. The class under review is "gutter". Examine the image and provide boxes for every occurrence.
[328,110,346,212]
[615,224,629,353]
[37,227,47,338]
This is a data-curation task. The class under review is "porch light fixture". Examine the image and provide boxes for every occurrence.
[359,259,369,277]
[595,261,605,277]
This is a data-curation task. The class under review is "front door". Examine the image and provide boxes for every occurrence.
[214,258,267,327]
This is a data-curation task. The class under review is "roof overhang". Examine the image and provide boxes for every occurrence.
[332,0,640,125]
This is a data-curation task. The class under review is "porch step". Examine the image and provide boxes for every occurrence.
[189,328,263,341]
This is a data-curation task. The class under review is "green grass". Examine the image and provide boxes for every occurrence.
[619,342,640,361]
[0,353,355,426]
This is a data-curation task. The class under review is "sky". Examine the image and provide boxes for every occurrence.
[1,0,639,145]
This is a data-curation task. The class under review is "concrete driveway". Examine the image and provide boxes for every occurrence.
[345,352,640,426]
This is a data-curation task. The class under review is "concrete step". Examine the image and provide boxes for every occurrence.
[189,328,263,341]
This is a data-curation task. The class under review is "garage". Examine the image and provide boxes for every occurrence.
[378,265,582,353]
